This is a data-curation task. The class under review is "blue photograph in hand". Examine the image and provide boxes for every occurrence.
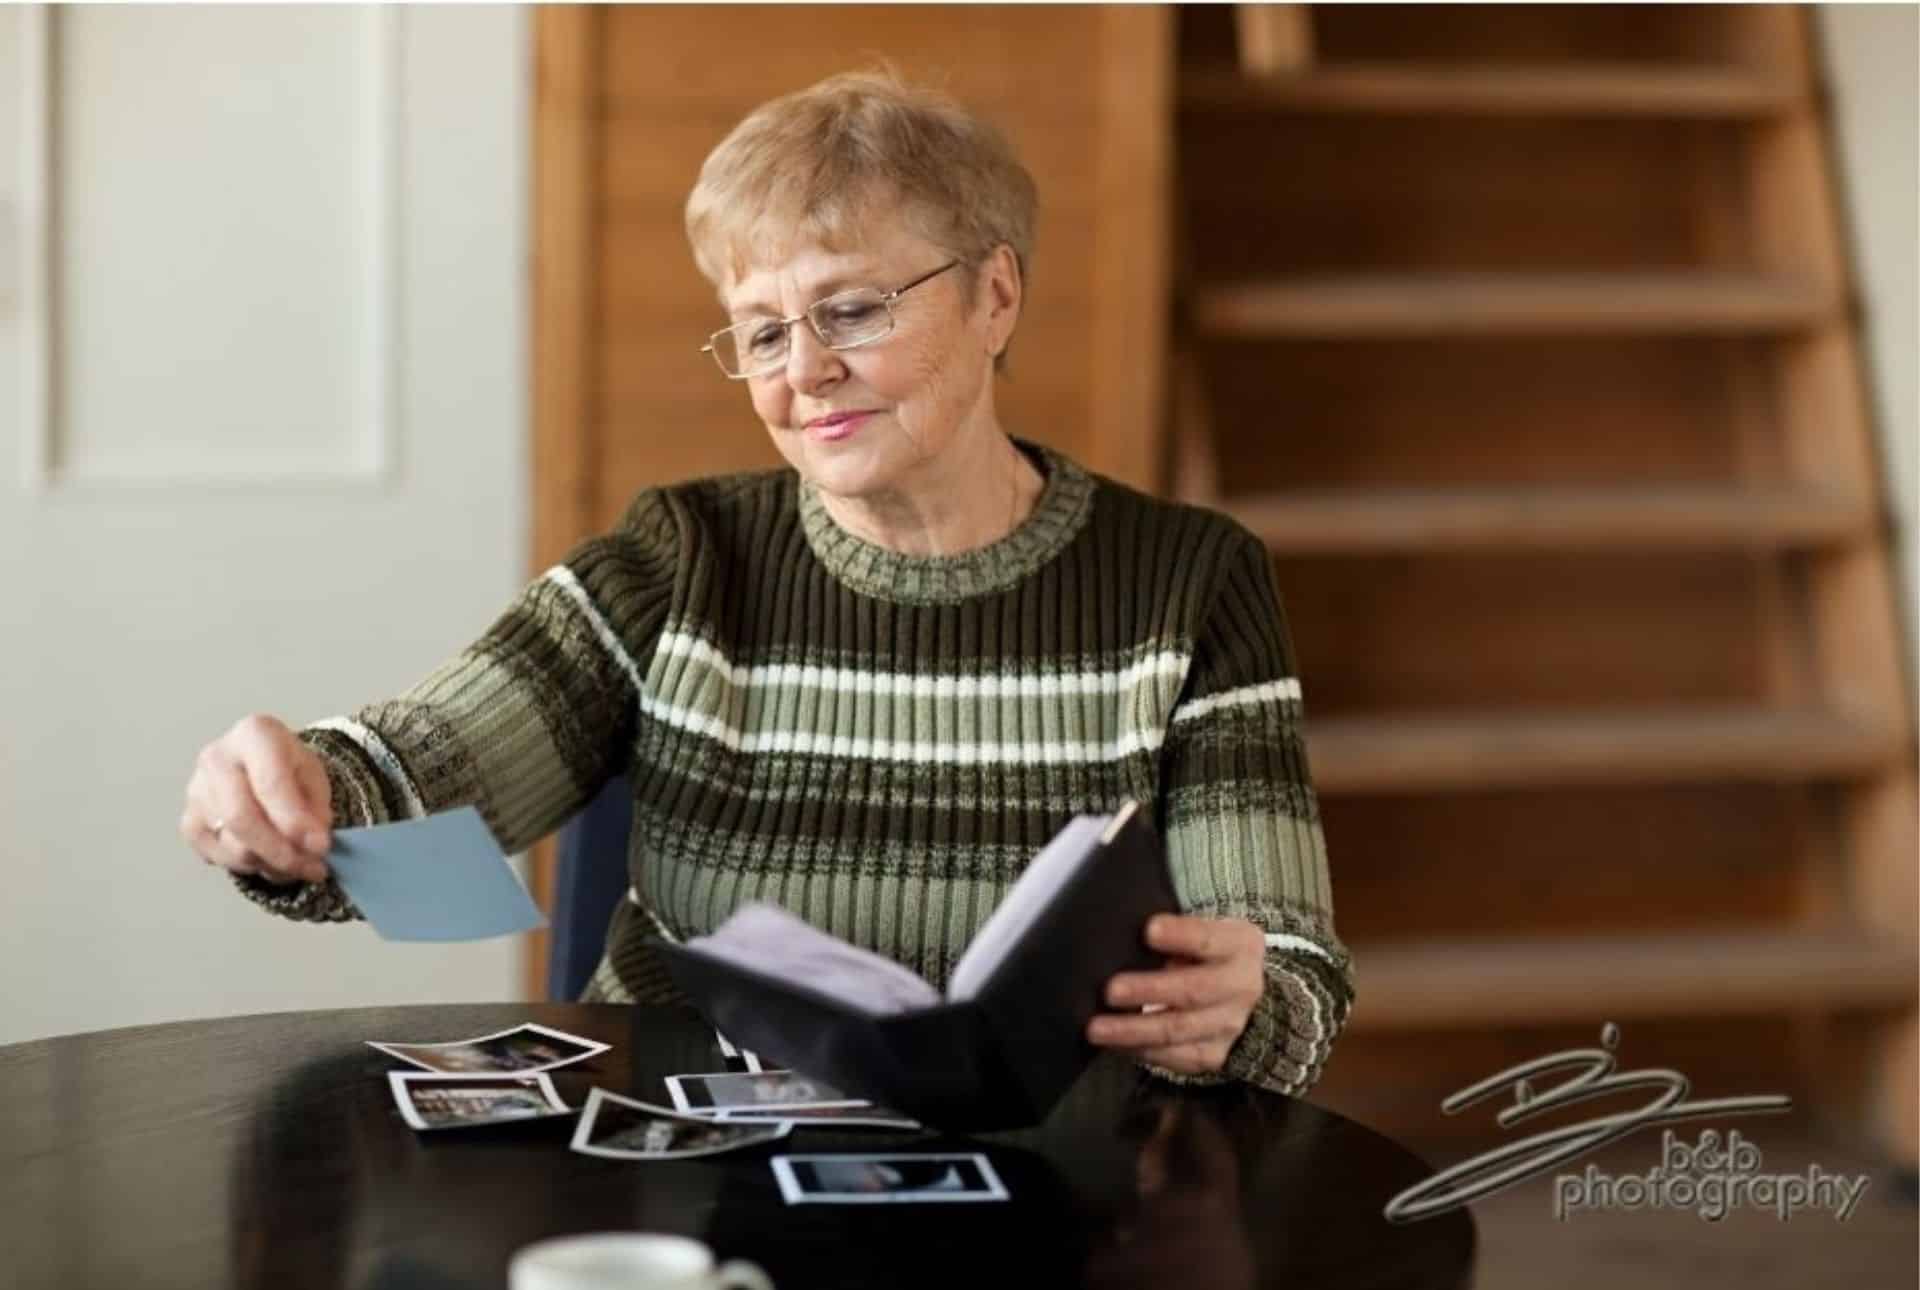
[327,807,546,942]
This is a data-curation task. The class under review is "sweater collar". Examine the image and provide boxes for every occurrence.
[798,438,1095,605]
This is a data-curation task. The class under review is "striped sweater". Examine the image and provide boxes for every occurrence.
[237,439,1354,1094]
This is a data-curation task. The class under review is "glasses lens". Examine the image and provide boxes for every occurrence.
[712,318,789,377]
[811,289,892,349]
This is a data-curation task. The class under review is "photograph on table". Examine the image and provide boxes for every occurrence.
[367,1022,608,1074]
[665,1069,862,1113]
[571,1088,794,1161]
[388,1072,572,1132]
[771,1153,1010,1204]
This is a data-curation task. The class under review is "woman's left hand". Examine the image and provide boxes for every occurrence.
[1087,914,1266,1075]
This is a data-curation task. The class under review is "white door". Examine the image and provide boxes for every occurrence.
[0,6,530,1044]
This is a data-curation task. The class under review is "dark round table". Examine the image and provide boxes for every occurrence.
[1,1003,1473,1289]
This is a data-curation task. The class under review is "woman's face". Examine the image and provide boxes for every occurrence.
[719,220,1018,502]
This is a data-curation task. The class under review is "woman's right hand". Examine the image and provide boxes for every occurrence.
[180,714,334,885]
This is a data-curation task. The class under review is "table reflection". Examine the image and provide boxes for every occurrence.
[1085,1102,1255,1290]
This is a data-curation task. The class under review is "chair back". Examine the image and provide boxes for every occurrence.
[546,777,634,1001]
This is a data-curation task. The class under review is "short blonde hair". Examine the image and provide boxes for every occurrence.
[684,70,1038,302]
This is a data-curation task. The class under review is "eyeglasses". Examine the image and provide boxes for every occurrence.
[701,260,962,380]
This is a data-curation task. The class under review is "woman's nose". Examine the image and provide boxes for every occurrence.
[784,323,845,393]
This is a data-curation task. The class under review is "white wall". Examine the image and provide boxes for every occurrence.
[1820,4,1919,704]
[0,7,530,1045]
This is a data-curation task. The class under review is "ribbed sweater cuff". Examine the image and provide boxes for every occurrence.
[1138,944,1352,1097]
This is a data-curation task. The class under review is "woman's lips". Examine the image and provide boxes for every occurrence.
[805,411,874,442]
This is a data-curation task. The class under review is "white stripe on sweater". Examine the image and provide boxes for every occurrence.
[1172,678,1302,725]
[542,566,647,699]
[307,717,427,819]
[636,686,1172,763]
[545,571,1300,766]
[628,888,682,944]
[1264,931,1339,966]
[652,625,1191,699]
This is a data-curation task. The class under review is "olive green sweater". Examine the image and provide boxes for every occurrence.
[238,440,1353,1094]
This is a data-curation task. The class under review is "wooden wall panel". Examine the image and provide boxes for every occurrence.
[526,6,604,994]
[1201,337,1752,492]
[531,7,601,572]
[1180,116,1746,278]
[598,7,1109,114]
[1321,785,1808,941]
[1294,4,1783,67]
[1279,551,1773,714]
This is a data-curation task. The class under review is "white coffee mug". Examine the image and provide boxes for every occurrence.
[510,1233,773,1290]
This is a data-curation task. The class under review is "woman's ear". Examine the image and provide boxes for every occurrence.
[978,243,1023,358]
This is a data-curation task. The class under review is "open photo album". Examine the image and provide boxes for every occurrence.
[657,800,1178,1131]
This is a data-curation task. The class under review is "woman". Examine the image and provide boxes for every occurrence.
[179,71,1352,1094]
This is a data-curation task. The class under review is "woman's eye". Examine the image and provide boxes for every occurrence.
[745,324,786,355]
[827,302,881,327]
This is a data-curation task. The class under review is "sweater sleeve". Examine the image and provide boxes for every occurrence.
[232,492,682,922]
[1151,528,1354,1095]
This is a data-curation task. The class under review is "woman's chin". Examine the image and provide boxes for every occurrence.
[797,440,897,499]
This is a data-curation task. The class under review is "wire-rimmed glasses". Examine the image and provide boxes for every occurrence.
[701,259,961,379]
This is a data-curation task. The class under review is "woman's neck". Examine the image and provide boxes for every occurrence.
[817,430,1045,558]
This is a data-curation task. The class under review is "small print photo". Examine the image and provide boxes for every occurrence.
[367,1022,608,1074]
[771,1153,1009,1205]
[570,1088,793,1161]
[714,1104,922,1131]
[388,1072,572,1132]
[666,1069,860,1114]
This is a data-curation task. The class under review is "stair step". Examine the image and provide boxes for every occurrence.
[1183,61,1803,118]
[1347,930,1919,1031]
[1227,486,1874,553]
[1192,274,1838,337]
[1309,708,1905,794]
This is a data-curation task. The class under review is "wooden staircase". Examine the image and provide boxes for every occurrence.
[1171,5,1917,1156]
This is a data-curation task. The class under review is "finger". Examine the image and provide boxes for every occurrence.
[1107,962,1241,1012]
[182,777,247,869]
[235,720,331,859]
[1137,1039,1235,1076]
[294,751,334,856]
[1088,1003,1244,1052]
[208,823,304,884]
[1146,914,1261,963]
[179,782,222,864]
[198,813,264,877]
[180,808,225,868]
[216,838,269,879]
[203,754,310,881]
[186,765,300,884]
